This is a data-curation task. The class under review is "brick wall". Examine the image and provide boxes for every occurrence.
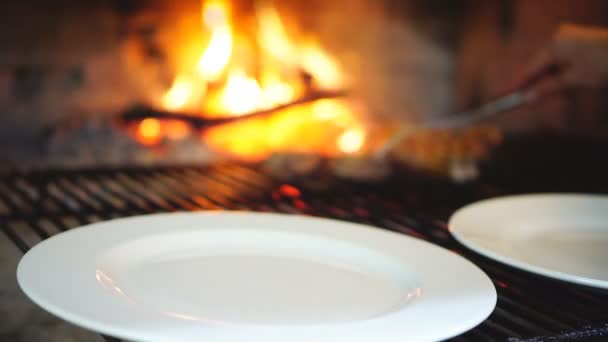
[0,1,134,135]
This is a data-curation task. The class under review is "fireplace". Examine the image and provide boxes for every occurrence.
[1,0,607,178]
[0,0,497,179]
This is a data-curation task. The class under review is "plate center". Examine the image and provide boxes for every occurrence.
[96,230,419,325]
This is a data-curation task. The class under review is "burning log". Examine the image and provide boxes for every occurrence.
[119,89,346,131]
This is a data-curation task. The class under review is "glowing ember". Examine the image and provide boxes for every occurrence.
[134,118,191,146]
[279,184,301,198]
[165,120,191,140]
[338,128,366,154]
[137,118,162,145]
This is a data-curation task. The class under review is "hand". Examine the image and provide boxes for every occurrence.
[514,24,608,101]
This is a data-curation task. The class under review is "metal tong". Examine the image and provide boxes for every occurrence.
[375,64,561,158]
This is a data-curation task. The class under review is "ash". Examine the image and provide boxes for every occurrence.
[1,117,217,170]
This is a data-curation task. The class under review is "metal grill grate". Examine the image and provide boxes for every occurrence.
[1,164,608,342]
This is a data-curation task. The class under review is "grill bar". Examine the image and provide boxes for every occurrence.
[2,165,608,342]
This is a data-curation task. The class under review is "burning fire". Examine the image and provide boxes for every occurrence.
[219,69,266,115]
[338,128,366,154]
[137,0,366,160]
[162,76,201,111]
[137,118,162,146]
[136,118,192,146]
[197,1,233,82]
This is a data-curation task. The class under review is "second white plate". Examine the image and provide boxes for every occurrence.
[18,212,496,342]
[449,194,608,289]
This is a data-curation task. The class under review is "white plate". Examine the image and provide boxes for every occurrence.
[18,212,495,342]
[449,194,608,289]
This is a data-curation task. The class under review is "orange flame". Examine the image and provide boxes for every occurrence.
[161,76,203,111]
[300,42,343,90]
[220,69,265,115]
[338,128,366,154]
[197,1,232,82]
[256,1,297,65]
[146,0,366,159]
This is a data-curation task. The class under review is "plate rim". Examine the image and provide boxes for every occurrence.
[18,211,497,342]
[449,193,608,289]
